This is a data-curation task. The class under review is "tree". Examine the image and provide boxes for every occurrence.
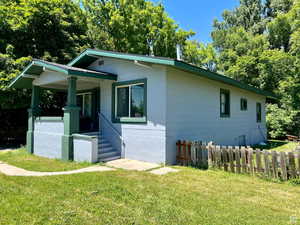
[213,0,265,34]
[0,0,90,109]
[80,0,195,58]
[183,41,218,71]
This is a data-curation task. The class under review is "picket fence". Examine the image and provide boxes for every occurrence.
[176,140,300,180]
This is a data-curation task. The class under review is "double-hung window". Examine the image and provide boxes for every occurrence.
[112,79,147,123]
[220,89,230,117]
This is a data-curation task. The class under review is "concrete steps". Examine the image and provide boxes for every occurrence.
[97,135,121,162]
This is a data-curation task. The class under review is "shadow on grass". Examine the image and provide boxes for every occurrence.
[252,140,290,150]
[0,143,24,150]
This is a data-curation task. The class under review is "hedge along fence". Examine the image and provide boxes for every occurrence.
[176,140,300,181]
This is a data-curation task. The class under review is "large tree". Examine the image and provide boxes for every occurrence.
[80,0,195,58]
[210,0,300,138]
[0,0,90,109]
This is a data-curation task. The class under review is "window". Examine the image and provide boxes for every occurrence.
[240,98,248,111]
[77,92,92,117]
[112,79,147,123]
[220,89,230,117]
[256,102,262,123]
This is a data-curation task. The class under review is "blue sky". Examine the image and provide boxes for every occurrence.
[151,0,239,43]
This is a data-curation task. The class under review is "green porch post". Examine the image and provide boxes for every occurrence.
[27,85,41,154]
[62,76,80,161]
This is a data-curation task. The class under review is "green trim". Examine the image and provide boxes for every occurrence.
[220,89,230,118]
[73,134,98,140]
[68,69,116,80]
[68,49,275,99]
[68,49,174,67]
[9,59,117,89]
[61,77,80,161]
[112,78,147,124]
[173,61,275,99]
[35,117,64,121]
[27,86,41,154]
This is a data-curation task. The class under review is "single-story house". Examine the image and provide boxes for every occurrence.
[9,49,275,164]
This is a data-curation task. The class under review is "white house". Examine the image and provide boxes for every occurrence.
[10,49,275,164]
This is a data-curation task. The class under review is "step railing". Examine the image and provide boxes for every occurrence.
[98,112,125,155]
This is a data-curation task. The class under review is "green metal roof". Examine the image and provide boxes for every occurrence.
[68,49,276,99]
[9,59,118,89]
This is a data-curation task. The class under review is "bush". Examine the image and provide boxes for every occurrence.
[266,104,298,139]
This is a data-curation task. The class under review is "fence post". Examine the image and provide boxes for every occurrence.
[241,147,247,173]
[223,147,229,171]
[176,140,181,165]
[288,152,296,179]
[280,152,288,181]
[235,147,241,174]
[263,150,270,178]
[297,152,300,178]
[216,146,221,169]
[248,148,254,175]
[271,151,278,179]
[228,146,234,173]
[256,149,262,174]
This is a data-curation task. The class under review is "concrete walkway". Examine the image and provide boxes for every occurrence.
[106,159,180,175]
[106,159,160,171]
[0,159,179,177]
[0,161,115,177]
[149,167,179,175]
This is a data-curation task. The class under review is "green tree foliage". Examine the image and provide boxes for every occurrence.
[0,0,90,109]
[80,0,194,58]
[212,0,300,138]
[183,41,218,71]
[266,104,298,138]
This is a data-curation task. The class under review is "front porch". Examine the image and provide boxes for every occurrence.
[10,59,121,163]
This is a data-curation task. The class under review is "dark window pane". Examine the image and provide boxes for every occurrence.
[257,103,262,122]
[77,95,83,117]
[220,89,230,116]
[241,98,247,111]
[130,84,144,117]
[84,94,92,117]
[117,87,129,117]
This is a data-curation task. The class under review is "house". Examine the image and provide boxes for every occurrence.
[9,49,275,164]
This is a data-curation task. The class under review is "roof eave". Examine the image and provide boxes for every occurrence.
[68,49,175,67]
[172,61,276,99]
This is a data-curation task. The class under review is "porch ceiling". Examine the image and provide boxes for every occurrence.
[9,59,117,89]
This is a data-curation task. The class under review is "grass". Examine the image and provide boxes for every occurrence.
[0,149,91,172]
[0,150,300,224]
[253,140,298,152]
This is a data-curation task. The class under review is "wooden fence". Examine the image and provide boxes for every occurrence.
[176,140,300,180]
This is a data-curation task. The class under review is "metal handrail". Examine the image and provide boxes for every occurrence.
[98,112,125,145]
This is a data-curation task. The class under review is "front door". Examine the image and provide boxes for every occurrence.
[77,89,100,132]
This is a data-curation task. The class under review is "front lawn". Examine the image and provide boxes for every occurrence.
[253,140,298,152]
[0,151,299,224]
[0,149,90,172]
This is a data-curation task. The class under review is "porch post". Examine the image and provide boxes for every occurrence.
[27,85,41,154]
[62,76,80,160]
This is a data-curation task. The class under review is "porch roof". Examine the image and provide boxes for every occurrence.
[9,59,117,89]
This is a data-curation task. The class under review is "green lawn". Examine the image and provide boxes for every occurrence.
[0,149,91,172]
[0,150,300,225]
[253,140,298,152]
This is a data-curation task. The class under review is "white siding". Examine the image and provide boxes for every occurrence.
[88,58,167,164]
[165,67,267,164]
[33,120,64,159]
